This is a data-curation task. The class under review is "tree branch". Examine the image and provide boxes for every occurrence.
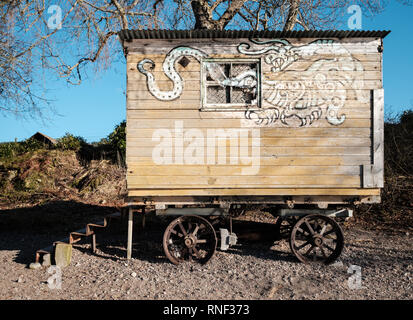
[217,0,247,29]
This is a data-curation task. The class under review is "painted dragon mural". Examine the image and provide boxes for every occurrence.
[137,38,366,127]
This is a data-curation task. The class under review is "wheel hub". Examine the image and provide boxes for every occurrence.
[313,236,323,247]
[184,235,196,248]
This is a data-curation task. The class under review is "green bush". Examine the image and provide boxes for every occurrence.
[0,142,18,159]
[106,120,126,166]
[56,133,86,151]
[0,138,46,159]
[108,121,126,154]
[20,138,47,152]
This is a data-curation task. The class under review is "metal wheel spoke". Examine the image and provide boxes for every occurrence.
[178,221,188,236]
[192,247,202,259]
[304,220,315,235]
[323,228,335,237]
[196,239,207,244]
[323,234,337,241]
[296,241,311,251]
[192,225,199,236]
[170,229,184,238]
[324,243,336,252]
[304,245,315,256]
[296,227,309,236]
[319,224,327,236]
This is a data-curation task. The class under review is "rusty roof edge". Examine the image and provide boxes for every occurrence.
[118,29,391,41]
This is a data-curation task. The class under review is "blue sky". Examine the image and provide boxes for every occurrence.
[0,2,412,143]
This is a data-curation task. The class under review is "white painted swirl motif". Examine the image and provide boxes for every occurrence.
[239,39,365,127]
[137,47,207,101]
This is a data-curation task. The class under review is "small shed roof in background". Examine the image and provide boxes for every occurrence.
[118,29,391,41]
[29,132,57,146]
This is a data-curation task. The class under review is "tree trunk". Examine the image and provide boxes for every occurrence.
[283,0,300,31]
[191,0,216,29]
[191,0,246,30]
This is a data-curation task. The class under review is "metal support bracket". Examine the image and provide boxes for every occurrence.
[220,228,238,251]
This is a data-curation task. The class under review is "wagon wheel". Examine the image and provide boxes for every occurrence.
[289,214,344,264]
[274,216,300,240]
[163,215,217,265]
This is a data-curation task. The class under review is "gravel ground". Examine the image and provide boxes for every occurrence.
[0,207,412,300]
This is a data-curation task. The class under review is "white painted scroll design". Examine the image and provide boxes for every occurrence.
[137,47,207,101]
[240,39,366,126]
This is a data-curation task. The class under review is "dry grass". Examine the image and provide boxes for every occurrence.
[0,149,126,210]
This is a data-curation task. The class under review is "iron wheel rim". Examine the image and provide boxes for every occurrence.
[163,215,217,265]
[289,214,344,265]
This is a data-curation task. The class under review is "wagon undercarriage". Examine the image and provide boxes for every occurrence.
[126,199,353,266]
[32,200,352,268]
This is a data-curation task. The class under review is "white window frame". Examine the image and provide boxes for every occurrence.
[200,58,261,111]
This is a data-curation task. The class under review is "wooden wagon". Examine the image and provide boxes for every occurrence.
[118,29,390,265]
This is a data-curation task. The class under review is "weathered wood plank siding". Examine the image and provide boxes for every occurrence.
[125,37,383,196]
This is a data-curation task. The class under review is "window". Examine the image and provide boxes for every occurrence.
[201,59,260,110]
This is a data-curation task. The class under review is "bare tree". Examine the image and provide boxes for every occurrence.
[0,0,406,117]
[0,0,164,117]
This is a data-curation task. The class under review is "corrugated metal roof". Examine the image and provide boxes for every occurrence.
[118,29,390,41]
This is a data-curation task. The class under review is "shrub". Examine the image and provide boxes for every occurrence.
[107,121,126,166]
[56,133,86,151]
[20,138,47,152]
[108,121,126,154]
[0,138,46,159]
[0,142,18,159]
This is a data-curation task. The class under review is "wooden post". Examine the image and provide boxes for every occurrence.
[141,206,146,229]
[91,233,96,254]
[54,243,72,268]
[127,207,133,259]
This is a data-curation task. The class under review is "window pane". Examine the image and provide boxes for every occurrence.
[231,87,256,104]
[230,63,256,77]
[205,63,228,82]
[206,86,226,104]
